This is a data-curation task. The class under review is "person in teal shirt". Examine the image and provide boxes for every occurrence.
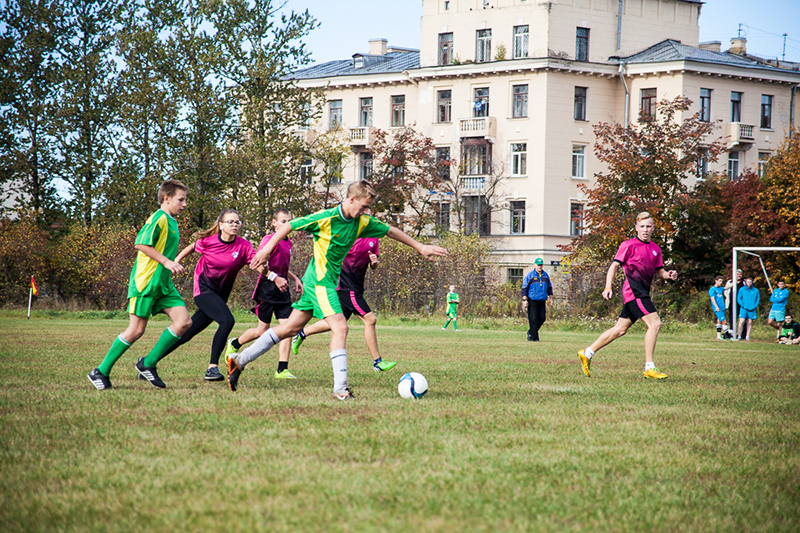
[767,279,790,341]
[736,277,760,341]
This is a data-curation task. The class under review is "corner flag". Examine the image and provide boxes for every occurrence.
[31,276,39,296]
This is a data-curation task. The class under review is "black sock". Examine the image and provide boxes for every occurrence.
[374,357,382,366]
[232,338,242,350]
[277,361,289,372]
[299,330,306,339]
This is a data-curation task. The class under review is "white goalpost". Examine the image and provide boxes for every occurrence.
[731,247,800,315]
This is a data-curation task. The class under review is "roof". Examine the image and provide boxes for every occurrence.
[288,50,420,80]
[611,39,799,73]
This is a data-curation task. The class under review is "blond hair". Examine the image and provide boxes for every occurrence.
[636,211,653,223]
[346,180,378,200]
[193,208,239,240]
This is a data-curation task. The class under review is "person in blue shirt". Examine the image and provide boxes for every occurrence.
[709,275,731,340]
[521,258,553,341]
[736,277,760,341]
[767,279,790,341]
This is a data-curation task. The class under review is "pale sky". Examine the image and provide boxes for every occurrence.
[284,0,800,65]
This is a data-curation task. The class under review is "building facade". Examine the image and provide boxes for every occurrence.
[290,0,800,285]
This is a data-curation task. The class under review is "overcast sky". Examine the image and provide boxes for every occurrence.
[283,0,800,65]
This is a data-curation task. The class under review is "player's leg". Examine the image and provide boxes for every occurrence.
[188,293,235,380]
[89,312,148,390]
[640,311,667,379]
[291,317,332,354]
[526,297,535,340]
[737,317,746,339]
[745,317,753,340]
[325,312,353,399]
[274,316,297,379]
[578,312,633,378]
[358,311,396,371]
[134,304,191,389]
[529,300,545,341]
[443,313,451,330]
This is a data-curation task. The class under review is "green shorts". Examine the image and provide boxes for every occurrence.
[447,311,457,319]
[292,284,341,319]
[128,286,186,318]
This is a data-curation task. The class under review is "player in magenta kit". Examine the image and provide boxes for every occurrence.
[577,212,678,379]
[290,208,396,372]
[160,208,256,381]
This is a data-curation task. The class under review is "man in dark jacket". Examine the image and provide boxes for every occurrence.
[521,258,553,341]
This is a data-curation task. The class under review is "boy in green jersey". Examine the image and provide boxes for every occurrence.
[227,181,448,399]
[87,180,193,390]
[442,285,460,331]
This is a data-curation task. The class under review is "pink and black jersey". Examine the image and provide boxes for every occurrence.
[613,237,663,303]
[338,238,379,292]
[193,234,256,300]
[252,234,293,304]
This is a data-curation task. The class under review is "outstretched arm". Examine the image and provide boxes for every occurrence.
[251,223,293,269]
[386,227,447,260]
[175,242,196,264]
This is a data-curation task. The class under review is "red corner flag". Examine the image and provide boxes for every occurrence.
[31,276,38,296]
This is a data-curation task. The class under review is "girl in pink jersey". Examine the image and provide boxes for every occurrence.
[163,209,255,381]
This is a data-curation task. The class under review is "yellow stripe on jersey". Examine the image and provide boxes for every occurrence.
[313,217,332,282]
[315,285,335,317]
[127,297,137,314]
[134,214,169,292]
[356,215,370,238]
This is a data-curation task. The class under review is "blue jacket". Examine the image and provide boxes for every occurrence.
[522,269,553,301]
[770,288,789,311]
[737,285,760,311]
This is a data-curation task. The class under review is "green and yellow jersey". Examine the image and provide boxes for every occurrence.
[447,292,460,316]
[127,209,180,299]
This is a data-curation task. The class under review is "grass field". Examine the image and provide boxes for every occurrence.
[1,313,799,532]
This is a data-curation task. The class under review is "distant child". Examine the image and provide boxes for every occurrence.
[709,275,731,340]
[736,277,760,341]
[158,209,255,381]
[442,285,460,331]
[87,179,192,390]
[226,181,447,399]
[778,312,800,345]
[767,280,790,341]
[225,208,303,379]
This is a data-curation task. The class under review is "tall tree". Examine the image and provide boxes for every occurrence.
[0,0,65,224]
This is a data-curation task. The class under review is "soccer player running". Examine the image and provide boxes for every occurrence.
[158,209,256,382]
[290,208,396,373]
[226,181,447,399]
[87,180,192,390]
[225,208,304,379]
[577,212,678,380]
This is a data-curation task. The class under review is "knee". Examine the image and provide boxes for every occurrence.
[332,323,349,337]
[362,313,377,327]
[176,316,192,335]
[649,319,662,332]
[612,327,628,339]
[220,313,235,330]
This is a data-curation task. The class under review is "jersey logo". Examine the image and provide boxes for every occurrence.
[232,251,239,259]
[653,250,657,256]
[369,242,374,248]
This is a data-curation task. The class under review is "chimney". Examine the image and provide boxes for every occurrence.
[369,38,388,56]
[699,41,721,53]
[730,37,747,55]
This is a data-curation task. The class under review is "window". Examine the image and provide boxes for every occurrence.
[731,91,743,122]
[438,33,453,65]
[391,95,405,127]
[510,200,526,234]
[570,203,585,236]
[512,85,528,118]
[439,201,451,229]
[462,142,490,175]
[758,152,770,177]
[640,88,656,119]
[508,267,524,286]
[510,143,527,176]
[572,145,586,179]
[329,100,342,129]
[513,25,529,59]
[465,195,489,235]
[473,87,489,117]
[436,147,451,181]
[359,152,373,181]
[574,87,587,121]
[476,29,492,63]
[300,157,313,184]
[696,150,708,179]
[761,95,773,129]
[699,88,712,122]
[575,27,590,61]
[359,97,373,127]
[437,90,452,123]
[728,151,740,179]
[444,0,450,9]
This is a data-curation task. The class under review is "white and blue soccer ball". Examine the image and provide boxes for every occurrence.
[398,372,428,399]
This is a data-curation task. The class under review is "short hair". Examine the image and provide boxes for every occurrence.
[158,179,188,204]
[714,275,725,281]
[346,180,377,200]
[272,207,290,220]
[636,211,653,223]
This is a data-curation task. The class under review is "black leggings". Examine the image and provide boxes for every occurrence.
[163,292,235,365]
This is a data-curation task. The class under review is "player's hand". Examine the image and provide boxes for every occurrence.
[275,276,289,292]
[602,288,613,300]
[668,270,678,281]
[420,245,448,260]
[165,260,184,275]
[368,251,378,266]
[251,249,270,269]
[294,279,304,295]
[522,300,528,309]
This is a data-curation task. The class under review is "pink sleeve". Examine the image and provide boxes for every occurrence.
[613,240,630,264]
[195,236,208,254]
[373,239,379,257]
[655,245,664,269]
[256,234,272,253]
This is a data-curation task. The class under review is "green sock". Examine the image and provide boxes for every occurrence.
[443,320,450,329]
[98,335,132,377]
[143,327,181,367]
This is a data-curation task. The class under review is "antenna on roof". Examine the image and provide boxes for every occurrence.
[782,33,787,61]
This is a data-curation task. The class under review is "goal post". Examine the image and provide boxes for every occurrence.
[731,247,800,318]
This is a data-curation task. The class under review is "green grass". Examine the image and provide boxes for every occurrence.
[1,314,798,532]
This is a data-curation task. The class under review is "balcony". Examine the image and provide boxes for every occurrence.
[460,176,487,191]
[458,117,496,140]
[350,127,375,146]
[727,122,755,146]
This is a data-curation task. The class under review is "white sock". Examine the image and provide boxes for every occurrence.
[644,362,655,371]
[584,347,594,359]
[330,349,348,392]
[237,329,279,368]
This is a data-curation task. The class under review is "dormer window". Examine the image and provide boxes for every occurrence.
[354,56,364,69]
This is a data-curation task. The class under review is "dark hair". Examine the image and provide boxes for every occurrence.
[272,207,290,220]
[714,275,725,281]
[158,179,188,204]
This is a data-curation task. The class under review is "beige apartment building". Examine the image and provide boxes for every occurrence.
[290,0,800,285]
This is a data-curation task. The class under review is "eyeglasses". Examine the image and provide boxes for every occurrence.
[222,220,242,226]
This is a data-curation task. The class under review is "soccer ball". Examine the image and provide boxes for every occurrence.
[398,372,428,399]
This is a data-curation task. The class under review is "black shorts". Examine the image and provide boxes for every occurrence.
[338,290,371,320]
[253,301,293,323]
[619,297,657,323]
